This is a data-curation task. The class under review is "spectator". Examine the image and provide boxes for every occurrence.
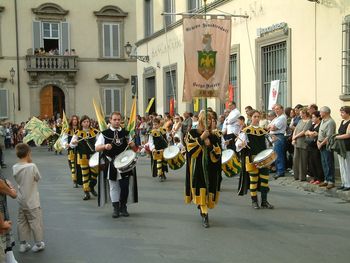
[13,143,46,252]
[292,108,312,181]
[268,104,287,179]
[259,111,269,130]
[192,114,199,129]
[181,111,192,141]
[317,106,336,189]
[334,106,350,191]
[171,115,183,144]
[64,49,70,56]
[307,103,318,116]
[305,111,324,184]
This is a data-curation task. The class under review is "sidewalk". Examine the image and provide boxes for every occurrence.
[275,173,350,202]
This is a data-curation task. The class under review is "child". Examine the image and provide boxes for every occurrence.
[12,143,45,253]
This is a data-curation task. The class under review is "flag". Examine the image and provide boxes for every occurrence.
[53,110,69,151]
[145,97,155,114]
[194,98,199,112]
[169,98,175,116]
[225,84,234,109]
[127,97,137,138]
[93,98,108,131]
[23,117,54,146]
[183,17,231,101]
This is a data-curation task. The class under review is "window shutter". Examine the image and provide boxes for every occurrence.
[61,22,70,55]
[103,24,111,57]
[105,89,112,115]
[33,21,41,50]
[113,89,121,112]
[112,25,119,57]
[0,90,9,119]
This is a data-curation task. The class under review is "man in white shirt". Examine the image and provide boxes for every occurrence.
[224,101,241,152]
[267,104,287,179]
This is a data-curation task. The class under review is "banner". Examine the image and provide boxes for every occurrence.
[93,98,108,131]
[145,97,155,114]
[268,80,280,110]
[127,97,137,138]
[183,17,231,101]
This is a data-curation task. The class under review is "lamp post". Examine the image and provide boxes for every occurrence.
[124,42,149,63]
[9,67,15,84]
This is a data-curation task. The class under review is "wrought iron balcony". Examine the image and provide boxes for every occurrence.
[26,55,79,72]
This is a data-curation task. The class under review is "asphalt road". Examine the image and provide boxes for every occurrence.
[1,147,350,263]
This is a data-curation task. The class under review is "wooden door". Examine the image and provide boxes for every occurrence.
[40,86,53,118]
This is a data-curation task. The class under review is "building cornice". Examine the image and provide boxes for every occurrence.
[0,77,7,83]
[136,0,232,46]
[94,5,128,18]
[96,74,129,84]
[32,3,69,16]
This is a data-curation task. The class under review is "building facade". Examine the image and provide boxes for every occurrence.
[135,0,350,123]
[0,0,137,123]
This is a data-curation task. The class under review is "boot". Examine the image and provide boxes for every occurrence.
[82,192,90,200]
[120,202,129,217]
[201,213,209,228]
[112,202,120,218]
[251,196,260,209]
[90,188,98,197]
[261,200,274,209]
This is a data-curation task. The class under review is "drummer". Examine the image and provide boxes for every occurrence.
[185,110,222,228]
[70,115,99,200]
[148,118,169,182]
[61,115,81,188]
[236,110,274,209]
[95,111,138,218]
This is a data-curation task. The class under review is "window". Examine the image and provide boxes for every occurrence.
[33,21,70,55]
[342,15,350,97]
[144,0,153,37]
[261,42,287,111]
[104,88,122,116]
[103,23,120,58]
[164,0,175,27]
[0,89,8,119]
[188,0,202,13]
[165,68,177,113]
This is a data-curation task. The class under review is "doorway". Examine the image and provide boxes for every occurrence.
[40,85,65,119]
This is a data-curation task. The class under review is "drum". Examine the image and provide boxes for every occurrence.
[221,149,241,177]
[113,150,137,173]
[89,152,100,168]
[163,145,185,170]
[253,149,277,168]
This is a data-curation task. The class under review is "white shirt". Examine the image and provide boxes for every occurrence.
[269,114,287,135]
[225,108,241,135]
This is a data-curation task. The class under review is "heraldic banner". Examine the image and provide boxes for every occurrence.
[183,17,231,102]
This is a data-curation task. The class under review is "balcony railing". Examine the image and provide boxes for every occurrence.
[26,55,79,72]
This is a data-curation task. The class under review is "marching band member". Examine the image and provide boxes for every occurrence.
[70,115,99,200]
[148,118,169,182]
[236,110,274,209]
[185,110,222,228]
[61,115,81,188]
[95,112,138,218]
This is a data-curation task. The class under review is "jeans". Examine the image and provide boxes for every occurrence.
[320,148,335,183]
[273,134,286,175]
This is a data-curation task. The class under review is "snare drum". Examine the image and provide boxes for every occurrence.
[163,145,185,170]
[221,149,241,177]
[113,150,137,173]
[252,149,277,169]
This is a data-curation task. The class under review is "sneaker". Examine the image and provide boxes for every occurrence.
[31,242,45,252]
[19,243,31,253]
[319,182,328,187]
[326,183,335,189]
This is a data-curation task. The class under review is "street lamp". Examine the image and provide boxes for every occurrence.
[9,67,15,84]
[124,42,149,63]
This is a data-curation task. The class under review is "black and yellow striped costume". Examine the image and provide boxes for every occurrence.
[242,126,270,203]
[75,128,99,192]
[150,128,168,178]
[64,127,80,184]
[185,129,222,214]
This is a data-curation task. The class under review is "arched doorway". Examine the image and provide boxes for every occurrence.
[40,85,65,119]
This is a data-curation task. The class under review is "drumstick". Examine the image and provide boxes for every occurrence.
[226,135,251,149]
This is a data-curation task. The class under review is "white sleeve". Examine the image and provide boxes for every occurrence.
[61,133,68,148]
[95,133,105,148]
[221,136,226,150]
[69,135,78,148]
[33,164,41,182]
[227,110,240,125]
[148,135,155,151]
[235,132,248,152]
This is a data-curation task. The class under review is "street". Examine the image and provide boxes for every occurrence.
[1,147,350,263]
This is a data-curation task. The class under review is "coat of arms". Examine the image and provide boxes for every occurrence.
[198,33,216,80]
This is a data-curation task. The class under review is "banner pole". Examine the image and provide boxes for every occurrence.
[204,0,208,129]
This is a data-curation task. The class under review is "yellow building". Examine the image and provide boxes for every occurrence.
[0,0,137,122]
[135,0,350,123]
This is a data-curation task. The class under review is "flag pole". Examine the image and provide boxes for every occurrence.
[204,0,208,129]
